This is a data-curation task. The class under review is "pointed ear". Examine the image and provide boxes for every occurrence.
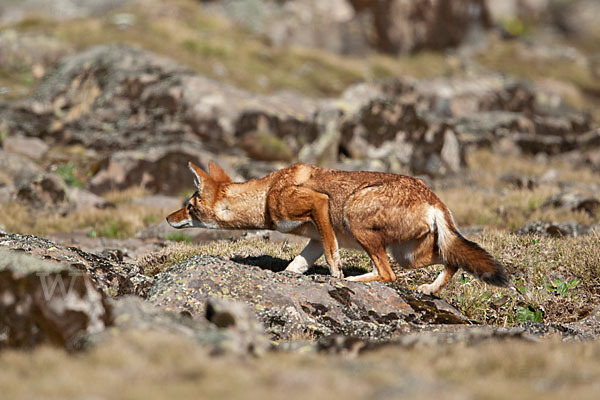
[188,161,210,192]
[208,160,232,183]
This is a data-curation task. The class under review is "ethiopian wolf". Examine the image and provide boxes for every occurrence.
[167,161,509,295]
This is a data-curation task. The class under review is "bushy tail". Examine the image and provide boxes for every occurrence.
[432,207,509,287]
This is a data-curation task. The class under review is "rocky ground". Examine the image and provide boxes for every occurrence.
[1,0,600,398]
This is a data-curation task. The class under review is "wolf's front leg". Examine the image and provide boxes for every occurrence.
[308,193,343,279]
[269,186,343,279]
[285,239,323,274]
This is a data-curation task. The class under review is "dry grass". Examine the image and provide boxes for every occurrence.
[0,170,12,186]
[436,149,600,230]
[467,149,600,187]
[102,186,152,205]
[402,229,600,326]
[1,329,600,400]
[404,229,600,326]
[0,68,36,100]
[0,199,164,238]
[0,330,370,400]
[439,186,596,230]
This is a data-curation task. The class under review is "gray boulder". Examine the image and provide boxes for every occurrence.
[0,248,112,349]
[348,0,491,54]
[542,192,600,217]
[5,44,320,157]
[0,232,152,297]
[16,173,72,214]
[2,134,49,160]
[0,149,43,187]
[87,145,218,194]
[101,296,270,356]
[209,0,490,55]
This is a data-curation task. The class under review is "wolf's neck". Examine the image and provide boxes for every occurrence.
[213,176,272,229]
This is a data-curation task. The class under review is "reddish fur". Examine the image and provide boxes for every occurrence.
[167,207,190,223]
[208,161,232,183]
[167,162,509,293]
[444,231,509,287]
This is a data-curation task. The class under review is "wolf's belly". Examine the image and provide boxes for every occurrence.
[279,221,362,250]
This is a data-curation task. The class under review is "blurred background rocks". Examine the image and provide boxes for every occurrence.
[0,0,598,244]
[0,2,599,397]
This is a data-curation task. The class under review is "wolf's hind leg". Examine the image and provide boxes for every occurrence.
[346,244,395,282]
[418,265,458,296]
[346,230,396,282]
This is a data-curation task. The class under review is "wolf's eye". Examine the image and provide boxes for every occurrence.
[187,203,193,211]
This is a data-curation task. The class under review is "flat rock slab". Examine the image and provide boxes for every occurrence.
[148,255,469,340]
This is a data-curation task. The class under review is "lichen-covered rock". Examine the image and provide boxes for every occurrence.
[566,306,600,338]
[101,296,270,356]
[0,232,152,297]
[210,0,367,55]
[298,107,343,167]
[68,187,111,211]
[204,297,270,355]
[341,75,597,159]
[0,248,112,349]
[148,255,468,340]
[499,172,538,190]
[3,43,598,187]
[341,99,465,176]
[4,44,320,156]
[450,111,535,147]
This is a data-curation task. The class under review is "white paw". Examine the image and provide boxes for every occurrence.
[417,284,435,295]
[285,258,309,274]
[285,264,306,274]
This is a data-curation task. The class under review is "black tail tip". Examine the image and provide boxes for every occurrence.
[480,266,510,288]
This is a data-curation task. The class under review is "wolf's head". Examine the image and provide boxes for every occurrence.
[166,161,232,229]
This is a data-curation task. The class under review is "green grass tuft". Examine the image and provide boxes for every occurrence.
[54,163,84,188]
